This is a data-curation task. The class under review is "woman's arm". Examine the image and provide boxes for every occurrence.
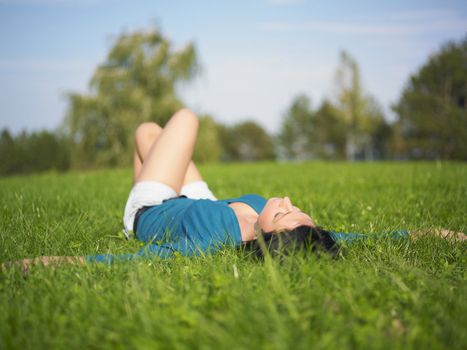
[329,228,466,245]
[2,256,85,272]
[2,243,177,272]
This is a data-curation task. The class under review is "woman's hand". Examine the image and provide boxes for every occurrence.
[411,229,466,242]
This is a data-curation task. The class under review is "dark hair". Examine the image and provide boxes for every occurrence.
[244,226,339,259]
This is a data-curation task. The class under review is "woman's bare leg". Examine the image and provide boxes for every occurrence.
[133,121,204,186]
[135,109,200,193]
[133,122,163,183]
[133,150,143,184]
[182,162,204,185]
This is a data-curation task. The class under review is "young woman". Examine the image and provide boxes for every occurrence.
[96,108,323,262]
[5,109,465,270]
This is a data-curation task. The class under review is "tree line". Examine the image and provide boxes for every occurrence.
[0,30,465,175]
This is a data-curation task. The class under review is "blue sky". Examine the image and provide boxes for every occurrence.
[0,0,466,134]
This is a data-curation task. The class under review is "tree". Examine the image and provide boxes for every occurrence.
[365,97,392,160]
[311,100,347,159]
[218,120,275,161]
[233,121,275,161]
[192,115,222,163]
[217,123,238,162]
[0,129,70,176]
[27,131,70,171]
[334,51,387,160]
[0,129,17,175]
[393,37,467,160]
[278,52,390,161]
[278,95,314,160]
[65,29,199,168]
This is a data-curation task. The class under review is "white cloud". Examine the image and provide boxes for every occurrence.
[259,20,416,35]
[259,10,467,35]
[388,9,459,21]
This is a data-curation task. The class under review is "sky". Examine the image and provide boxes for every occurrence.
[0,0,466,135]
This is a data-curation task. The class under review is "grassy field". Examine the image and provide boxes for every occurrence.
[0,162,466,349]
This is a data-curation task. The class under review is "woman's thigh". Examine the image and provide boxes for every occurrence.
[135,122,163,161]
[136,109,199,193]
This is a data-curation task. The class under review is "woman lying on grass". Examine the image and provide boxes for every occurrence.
[5,109,466,270]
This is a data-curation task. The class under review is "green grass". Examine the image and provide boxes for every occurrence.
[0,162,466,349]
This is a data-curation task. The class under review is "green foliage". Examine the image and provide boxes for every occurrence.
[393,37,467,160]
[3,32,464,178]
[0,128,70,175]
[65,29,200,168]
[278,94,315,160]
[311,100,347,159]
[217,123,237,161]
[333,51,390,160]
[192,115,222,163]
[279,51,390,161]
[0,163,466,349]
[218,120,275,161]
[231,121,275,161]
[0,129,16,174]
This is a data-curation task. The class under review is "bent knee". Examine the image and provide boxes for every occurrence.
[173,108,198,127]
[135,122,162,141]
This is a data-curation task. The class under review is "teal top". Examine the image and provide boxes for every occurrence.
[86,193,409,263]
[87,194,267,263]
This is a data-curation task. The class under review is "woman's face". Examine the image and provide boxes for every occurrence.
[257,197,315,233]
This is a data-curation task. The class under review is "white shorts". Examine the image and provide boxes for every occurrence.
[123,180,216,237]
